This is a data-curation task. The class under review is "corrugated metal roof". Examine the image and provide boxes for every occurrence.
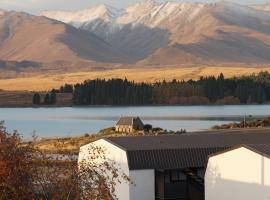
[247,144,270,157]
[106,133,270,150]
[127,147,228,170]
[105,133,270,170]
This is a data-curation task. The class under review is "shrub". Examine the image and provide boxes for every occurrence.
[0,122,130,200]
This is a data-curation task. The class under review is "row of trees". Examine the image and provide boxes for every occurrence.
[56,72,270,105]
[0,122,129,200]
[32,91,57,105]
[72,78,152,105]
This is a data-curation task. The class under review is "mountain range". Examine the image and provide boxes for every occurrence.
[1,0,270,74]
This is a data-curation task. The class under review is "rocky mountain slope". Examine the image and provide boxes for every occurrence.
[41,1,270,66]
[0,10,131,66]
[0,0,269,70]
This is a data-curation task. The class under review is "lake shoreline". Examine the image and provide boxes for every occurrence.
[2,105,270,139]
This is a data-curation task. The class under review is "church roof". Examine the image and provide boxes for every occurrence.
[116,116,142,126]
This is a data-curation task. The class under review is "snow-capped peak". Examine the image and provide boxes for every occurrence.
[41,4,124,26]
[40,1,270,36]
[133,0,158,7]
[117,1,207,26]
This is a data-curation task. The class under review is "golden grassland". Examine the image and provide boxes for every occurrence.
[34,130,141,153]
[34,135,96,153]
[1,66,270,91]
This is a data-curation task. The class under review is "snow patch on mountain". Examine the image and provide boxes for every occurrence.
[39,0,270,64]
[41,4,125,28]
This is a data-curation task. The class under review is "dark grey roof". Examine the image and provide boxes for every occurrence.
[127,147,228,170]
[105,133,270,170]
[116,117,136,126]
[116,116,143,126]
[247,144,270,157]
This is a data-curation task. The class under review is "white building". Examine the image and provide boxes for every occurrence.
[205,145,270,200]
[79,133,270,200]
[79,138,155,200]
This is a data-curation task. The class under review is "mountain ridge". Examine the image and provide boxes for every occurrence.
[41,1,270,65]
[0,1,270,72]
[0,10,133,67]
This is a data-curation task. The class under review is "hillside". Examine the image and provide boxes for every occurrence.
[0,1,270,84]
[0,10,131,66]
[1,66,270,91]
[42,1,270,66]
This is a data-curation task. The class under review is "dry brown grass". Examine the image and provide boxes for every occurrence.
[35,132,129,153]
[0,66,270,91]
[0,91,72,107]
[0,91,33,107]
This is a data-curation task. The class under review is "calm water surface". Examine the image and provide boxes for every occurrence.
[1,105,270,139]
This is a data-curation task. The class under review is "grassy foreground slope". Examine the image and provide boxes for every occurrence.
[34,130,151,153]
[1,67,270,91]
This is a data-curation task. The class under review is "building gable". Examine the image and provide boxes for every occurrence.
[205,146,270,200]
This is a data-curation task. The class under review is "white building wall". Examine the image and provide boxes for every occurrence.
[78,139,156,200]
[78,139,130,200]
[205,147,270,200]
[130,169,155,200]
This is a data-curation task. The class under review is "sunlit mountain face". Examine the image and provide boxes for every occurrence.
[1,0,270,71]
[40,1,270,65]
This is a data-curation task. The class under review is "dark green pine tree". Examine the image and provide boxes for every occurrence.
[44,93,50,105]
[63,72,270,106]
[50,91,57,105]
[32,93,40,105]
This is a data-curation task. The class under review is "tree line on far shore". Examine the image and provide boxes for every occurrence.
[32,90,56,105]
[43,71,270,105]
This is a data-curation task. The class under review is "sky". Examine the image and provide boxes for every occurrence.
[0,0,269,14]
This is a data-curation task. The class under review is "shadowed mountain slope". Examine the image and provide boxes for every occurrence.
[42,1,270,66]
[0,1,269,70]
[0,11,132,64]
